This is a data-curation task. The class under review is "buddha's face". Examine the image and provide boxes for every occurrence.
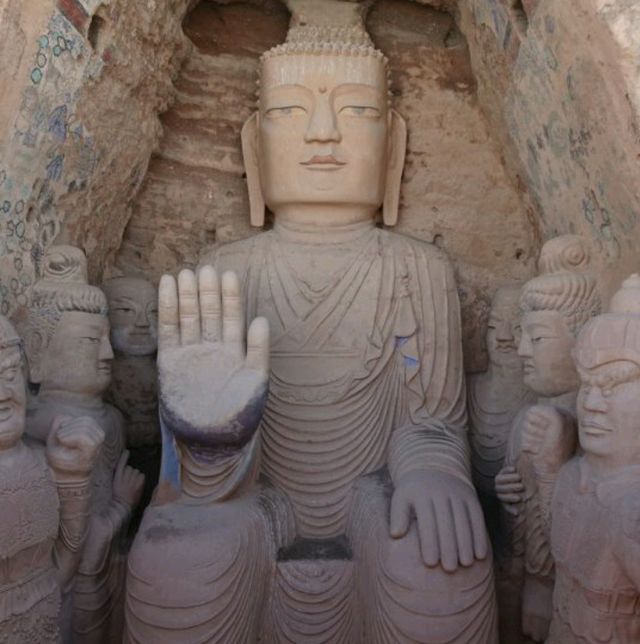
[486,289,522,368]
[576,360,640,462]
[40,311,113,397]
[258,54,389,214]
[0,345,25,450]
[518,310,579,397]
[105,278,158,356]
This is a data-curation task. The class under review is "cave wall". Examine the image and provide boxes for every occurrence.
[115,0,537,370]
[0,0,638,365]
[0,0,192,314]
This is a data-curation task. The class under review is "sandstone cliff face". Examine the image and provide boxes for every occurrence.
[1,0,638,366]
[0,0,192,313]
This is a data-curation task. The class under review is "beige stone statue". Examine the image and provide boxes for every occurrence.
[0,314,104,642]
[516,273,640,643]
[495,234,601,642]
[103,276,160,534]
[468,284,535,496]
[103,276,159,449]
[23,245,144,644]
[126,1,497,641]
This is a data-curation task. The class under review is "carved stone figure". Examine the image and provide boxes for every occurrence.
[23,245,144,644]
[126,2,497,642]
[103,276,159,449]
[0,314,103,643]
[496,235,601,642]
[521,273,640,643]
[468,284,534,496]
[104,276,160,534]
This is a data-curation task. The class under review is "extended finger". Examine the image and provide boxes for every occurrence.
[245,317,270,373]
[389,492,411,538]
[434,499,458,572]
[115,450,130,479]
[222,271,243,350]
[198,266,221,343]
[497,474,524,485]
[500,493,523,504]
[450,498,474,567]
[416,499,440,567]
[467,499,489,560]
[498,482,525,492]
[158,275,179,350]
[178,269,200,346]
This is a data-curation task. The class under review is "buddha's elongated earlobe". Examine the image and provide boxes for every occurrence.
[383,109,407,227]
[241,112,265,228]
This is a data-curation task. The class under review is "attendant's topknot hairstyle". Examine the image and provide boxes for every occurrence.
[25,246,107,364]
[521,235,601,337]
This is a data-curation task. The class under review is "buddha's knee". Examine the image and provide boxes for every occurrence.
[349,472,498,644]
[125,487,291,643]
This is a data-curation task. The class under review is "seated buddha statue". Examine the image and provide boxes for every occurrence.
[126,1,497,641]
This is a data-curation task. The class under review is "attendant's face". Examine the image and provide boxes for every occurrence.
[105,278,158,356]
[258,54,389,213]
[0,346,25,449]
[41,311,113,396]
[518,310,578,396]
[576,360,640,461]
[486,290,522,368]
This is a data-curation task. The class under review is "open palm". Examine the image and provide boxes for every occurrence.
[157,267,269,450]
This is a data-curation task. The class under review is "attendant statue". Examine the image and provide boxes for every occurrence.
[496,235,601,642]
[0,314,103,642]
[468,284,535,496]
[522,274,640,643]
[126,2,497,642]
[23,245,144,644]
[104,276,160,532]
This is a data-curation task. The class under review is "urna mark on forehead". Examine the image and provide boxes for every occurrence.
[260,53,388,96]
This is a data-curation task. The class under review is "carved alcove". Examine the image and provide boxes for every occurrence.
[114,0,538,370]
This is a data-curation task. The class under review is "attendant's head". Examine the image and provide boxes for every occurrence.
[518,236,601,397]
[0,316,25,450]
[242,0,406,227]
[103,276,158,356]
[486,285,522,369]
[25,246,112,398]
[574,274,640,467]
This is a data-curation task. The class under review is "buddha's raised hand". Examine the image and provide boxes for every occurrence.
[157,267,269,448]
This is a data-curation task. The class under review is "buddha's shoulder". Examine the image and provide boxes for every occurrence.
[378,229,452,268]
[199,233,270,275]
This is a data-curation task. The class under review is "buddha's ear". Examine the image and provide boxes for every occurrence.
[241,112,265,228]
[383,109,407,227]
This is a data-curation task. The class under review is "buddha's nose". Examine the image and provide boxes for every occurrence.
[304,99,341,143]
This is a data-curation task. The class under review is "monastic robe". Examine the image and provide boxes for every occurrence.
[203,224,471,538]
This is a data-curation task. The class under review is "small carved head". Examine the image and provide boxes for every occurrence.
[574,275,640,464]
[242,0,406,227]
[518,236,601,397]
[486,285,522,368]
[0,316,26,449]
[103,276,158,356]
[24,246,112,397]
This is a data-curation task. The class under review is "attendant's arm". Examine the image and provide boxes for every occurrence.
[78,451,143,575]
[46,417,104,592]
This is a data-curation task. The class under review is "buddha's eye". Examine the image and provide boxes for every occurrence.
[115,307,134,314]
[264,106,306,119]
[339,105,381,118]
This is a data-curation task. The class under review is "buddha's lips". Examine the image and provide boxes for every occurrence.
[300,155,346,166]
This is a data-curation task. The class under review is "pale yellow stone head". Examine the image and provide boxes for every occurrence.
[24,246,113,398]
[242,0,406,227]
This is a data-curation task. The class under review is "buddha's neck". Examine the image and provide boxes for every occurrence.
[538,390,577,416]
[274,207,376,245]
